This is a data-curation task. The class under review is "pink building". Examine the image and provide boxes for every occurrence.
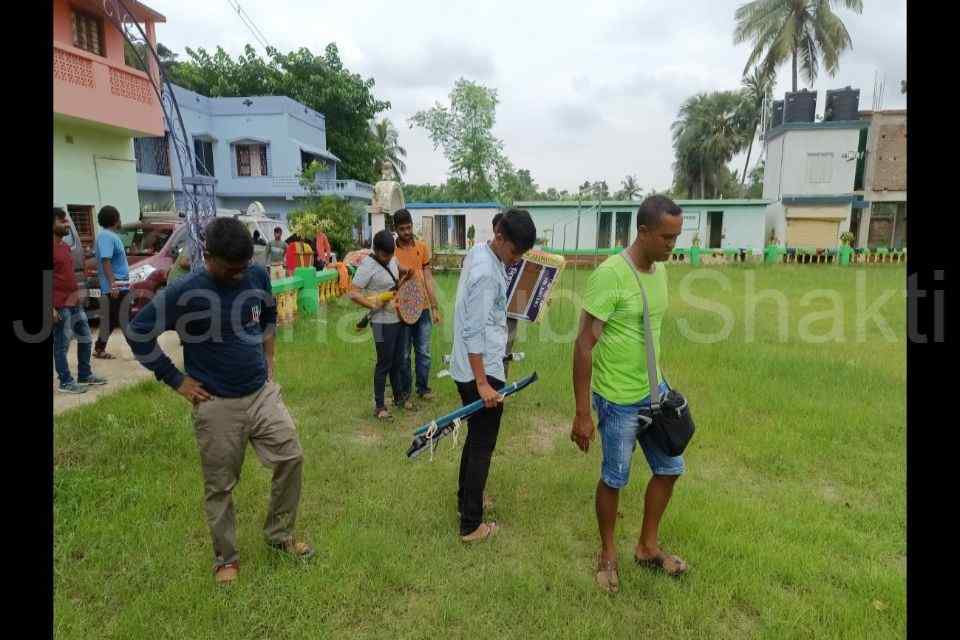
[53,0,167,247]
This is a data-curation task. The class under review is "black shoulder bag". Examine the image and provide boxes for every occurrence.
[622,254,696,457]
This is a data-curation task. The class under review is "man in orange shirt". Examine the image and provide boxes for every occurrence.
[392,208,441,402]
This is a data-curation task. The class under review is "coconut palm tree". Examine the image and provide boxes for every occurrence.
[371,118,407,178]
[617,175,643,200]
[738,66,777,186]
[733,0,864,93]
[672,91,749,198]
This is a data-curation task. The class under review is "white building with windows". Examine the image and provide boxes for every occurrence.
[135,84,373,221]
[403,200,770,254]
[762,120,870,248]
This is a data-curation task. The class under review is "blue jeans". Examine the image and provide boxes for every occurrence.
[593,383,685,489]
[53,306,93,386]
[400,310,433,396]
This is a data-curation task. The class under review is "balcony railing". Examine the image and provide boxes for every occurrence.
[269,176,374,199]
[53,42,164,137]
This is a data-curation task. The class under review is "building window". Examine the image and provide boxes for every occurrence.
[431,215,467,250]
[194,139,215,177]
[134,135,171,176]
[72,11,104,56]
[615,212,631,248]
[597,212,612,248]
[236,143,268,177]
[868,202,907,249]
[805,152,834,184]
[67,205,96,254]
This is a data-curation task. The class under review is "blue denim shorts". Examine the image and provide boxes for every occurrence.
[593,383,686,489]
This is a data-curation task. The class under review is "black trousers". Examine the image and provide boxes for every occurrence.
[95,290,131,353]
[371,321,406,410]
[456,375,505,535]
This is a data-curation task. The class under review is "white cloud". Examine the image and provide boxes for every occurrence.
[153,0,907,192]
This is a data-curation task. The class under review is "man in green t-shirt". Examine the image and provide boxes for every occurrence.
[570,195,687,593]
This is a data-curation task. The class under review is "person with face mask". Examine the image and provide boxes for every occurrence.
[125,217,313,585]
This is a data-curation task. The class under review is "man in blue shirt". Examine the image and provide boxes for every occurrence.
[450,208,536,543]
[93,205,131,359]
[126,217,314,584]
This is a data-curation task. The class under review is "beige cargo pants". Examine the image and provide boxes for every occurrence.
[191,380,304,566]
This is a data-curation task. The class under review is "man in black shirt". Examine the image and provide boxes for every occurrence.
[126,217,313,585]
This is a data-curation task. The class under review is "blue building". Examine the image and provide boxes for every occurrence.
[135,84,373,220]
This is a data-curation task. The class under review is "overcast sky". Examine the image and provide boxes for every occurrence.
[153,0,906,193]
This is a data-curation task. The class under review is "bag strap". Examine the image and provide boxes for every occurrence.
[372,256,399,287]
[621,252,661,410]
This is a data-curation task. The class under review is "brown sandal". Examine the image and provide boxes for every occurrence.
[93,351,115,360]
[214,560,239,584]
[595,554,620,593]
[634,550,689,577]
[461,521,498,543]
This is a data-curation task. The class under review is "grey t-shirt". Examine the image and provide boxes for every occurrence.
[268,240,286,265]
[352,255,400,324]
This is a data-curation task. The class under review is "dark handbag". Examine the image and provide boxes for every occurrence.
[623,254,696,457]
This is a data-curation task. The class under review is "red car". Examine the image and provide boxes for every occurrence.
[84,217,188,321]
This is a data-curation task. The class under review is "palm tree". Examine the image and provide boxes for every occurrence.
[672,91,749,198]
[733,0,864,93]
[738,67,776,186]
[617,175,643,200]
[371,118,407,178]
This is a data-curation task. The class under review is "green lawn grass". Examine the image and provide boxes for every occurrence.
[54,264,906,639]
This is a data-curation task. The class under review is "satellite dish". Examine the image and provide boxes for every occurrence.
[246,201,267,217]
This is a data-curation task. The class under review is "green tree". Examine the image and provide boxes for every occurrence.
[738,67,777,186]
[733,0,864,93]
[402,183,449,202]
[289,160,362,255]
[168,44,390,183]
[125,41,181,76]
[590,181,611,200]
[672,91,749,199]
[717,166,747,199]
[746,160,765,198]
[615,175,643,200]
[497,166,540,205]
[409,78,508,202]
[371,118,407,178]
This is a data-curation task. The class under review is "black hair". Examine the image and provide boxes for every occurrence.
[97,205,121,229]
[274,226,283,234]
[253,230,261,239]
[492,212,504,232]
[53,207,66,224]
[392,208,413,227]
[497,208,537,253]
[204,217,254,263]
[636,195,682,230]
[373,229,396,254]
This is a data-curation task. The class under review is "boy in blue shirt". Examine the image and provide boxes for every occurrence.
[93,205,130,359]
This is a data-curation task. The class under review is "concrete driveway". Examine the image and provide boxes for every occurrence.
[53,331,184,416]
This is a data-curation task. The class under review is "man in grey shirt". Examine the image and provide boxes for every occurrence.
[349,230,411,419]
[450,208,536,543]
[268,226,286,266]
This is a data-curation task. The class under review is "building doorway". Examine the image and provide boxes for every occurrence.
[707,211,724,248]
